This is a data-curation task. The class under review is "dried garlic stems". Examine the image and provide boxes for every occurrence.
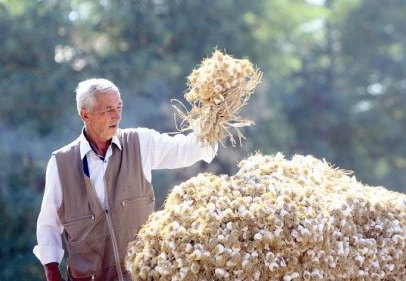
[126,153,406,281]
[173,50,263,147]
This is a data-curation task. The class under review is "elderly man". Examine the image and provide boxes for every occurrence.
[33,78,217,281]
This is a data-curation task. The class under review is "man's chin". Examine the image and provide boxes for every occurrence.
[107,126,118,137]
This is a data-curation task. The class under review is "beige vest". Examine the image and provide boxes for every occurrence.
[55,129,154,281]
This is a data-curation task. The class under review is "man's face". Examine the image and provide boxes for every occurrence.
[82,92,123,142]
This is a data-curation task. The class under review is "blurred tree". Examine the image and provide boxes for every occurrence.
[0,153,43,280]
[339,0,406,191]
[0,1,79,279]
[247,0,330,158]
[282,0,357,162]
[0,1,79,137]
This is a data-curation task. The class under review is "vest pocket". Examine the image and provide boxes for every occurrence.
[67,267,95,281]
[63,214,95,224]
[116,195,155,254]
[62,214,96,243]
[66,242,100,280]
[120,195,154,207]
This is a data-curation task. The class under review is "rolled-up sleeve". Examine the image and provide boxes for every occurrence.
[33,156,65,265]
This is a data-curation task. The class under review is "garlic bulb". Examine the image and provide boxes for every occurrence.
[172,49,262,146]
[126,153,406,280]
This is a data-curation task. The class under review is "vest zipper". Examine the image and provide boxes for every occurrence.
[101,153,124,281]
[88,176,125,281]
[105,209,125,281]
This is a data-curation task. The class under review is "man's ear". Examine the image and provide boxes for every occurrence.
[80,109,90,123]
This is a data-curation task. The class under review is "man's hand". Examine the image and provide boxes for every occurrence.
[44,262,64,281]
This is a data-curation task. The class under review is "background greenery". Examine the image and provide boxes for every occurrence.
[1,0,406,279]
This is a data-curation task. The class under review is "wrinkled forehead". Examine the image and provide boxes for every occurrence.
[94,91,123,106]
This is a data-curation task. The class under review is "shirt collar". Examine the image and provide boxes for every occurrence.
[79,129,122,159]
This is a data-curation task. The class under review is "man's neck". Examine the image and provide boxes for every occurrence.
[83,129,111,157]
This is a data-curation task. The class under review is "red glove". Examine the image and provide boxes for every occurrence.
[44,262,65,281]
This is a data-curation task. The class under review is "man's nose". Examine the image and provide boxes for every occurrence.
[110,109,121,120]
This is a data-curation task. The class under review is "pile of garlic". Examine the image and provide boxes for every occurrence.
[173,50,262,146]
[126,153,406,280]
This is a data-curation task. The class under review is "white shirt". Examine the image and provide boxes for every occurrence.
[33,127,217,265]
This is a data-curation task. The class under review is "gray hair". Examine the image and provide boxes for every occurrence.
[75,78,121,114]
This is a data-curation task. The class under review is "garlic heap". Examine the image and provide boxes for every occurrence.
[126,153,406,280]
[173,50,262,147]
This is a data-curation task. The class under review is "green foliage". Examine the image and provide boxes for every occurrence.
[338,0,406,189]
[0,1,78,136]
[0,154,43,280]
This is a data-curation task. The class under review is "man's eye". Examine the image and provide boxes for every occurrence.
[102,107,121,114]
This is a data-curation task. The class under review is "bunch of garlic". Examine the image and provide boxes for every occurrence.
[185,50,258,105]
[173,50,262,147]
[126,153,406,280]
